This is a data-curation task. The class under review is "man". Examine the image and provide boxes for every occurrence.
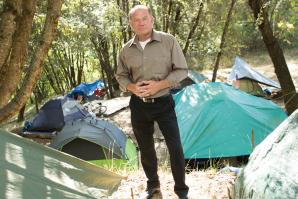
[116,5,189,199]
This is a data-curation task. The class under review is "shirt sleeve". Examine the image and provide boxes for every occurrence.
[115,50,132,92]
[165,36,188,87]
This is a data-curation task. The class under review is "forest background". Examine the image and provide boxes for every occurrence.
[0,0,297,125]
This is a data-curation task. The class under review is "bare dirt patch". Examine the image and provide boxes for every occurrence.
[110,169,236,199]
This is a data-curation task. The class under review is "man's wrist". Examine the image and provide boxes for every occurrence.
[126,83,135,93]
[159,80,172,90]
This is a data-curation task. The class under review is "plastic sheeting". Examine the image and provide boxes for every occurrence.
[0,129,123,199]
[229,56,280,88]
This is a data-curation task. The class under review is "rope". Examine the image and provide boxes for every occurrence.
[271,90,296,102]
[284,91,297,105]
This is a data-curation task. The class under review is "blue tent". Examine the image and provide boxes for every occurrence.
[173,82,287,159]
[22,97,90,136]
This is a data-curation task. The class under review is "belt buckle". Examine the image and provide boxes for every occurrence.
[142,98,155,103]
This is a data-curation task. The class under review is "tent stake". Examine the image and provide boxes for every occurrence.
[251,128,255,150]
[131,187,134,199]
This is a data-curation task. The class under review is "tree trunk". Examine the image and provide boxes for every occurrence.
[126,0,132,39]
[171,3,182,36]
[117,0,127,43]
[112,38,120,92]
[160,0,172,32]
[17,104,26,122]
[249,0,298,115]
[212,0,237,82]
[33,92,39,113]
[44,60,64,95]
[0,0,21,71]
[0,0,36,107]
[51,44,84,91]
[77,51,84,84]
[44,64,61,94]
[91,34,118,99]
[164,0,173,33]
[183,2,203,55]
[149,3,160,31]
[0,0,63,124]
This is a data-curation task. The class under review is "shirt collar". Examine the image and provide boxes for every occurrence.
[128,30,161,48]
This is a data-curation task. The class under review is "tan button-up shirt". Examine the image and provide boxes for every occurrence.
[116,30,188,98]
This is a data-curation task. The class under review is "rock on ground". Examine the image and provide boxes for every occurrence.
[233,110,298,199]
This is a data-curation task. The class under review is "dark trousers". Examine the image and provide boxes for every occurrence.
[130,94,189,197]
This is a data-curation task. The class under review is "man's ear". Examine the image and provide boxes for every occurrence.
[128,21,133,31]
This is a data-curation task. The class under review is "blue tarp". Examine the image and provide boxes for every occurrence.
[68,80,105,99]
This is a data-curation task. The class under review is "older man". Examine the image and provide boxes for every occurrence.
[116,5,189,199]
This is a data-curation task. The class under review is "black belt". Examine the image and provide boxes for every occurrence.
[133,94,170,103]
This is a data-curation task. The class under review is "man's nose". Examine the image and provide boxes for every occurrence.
[139,19,146,25]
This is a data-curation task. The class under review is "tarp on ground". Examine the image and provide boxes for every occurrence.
[0,129,123,199]
[50,117,138,169]
[229,56,280,88]
[84,96,130,116]
[173,82,287,159]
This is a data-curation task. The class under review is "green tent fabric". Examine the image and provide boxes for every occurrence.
[236,78,265,97]
[0,129,123,199]
[173,82,287,159]
[50,117,138,170]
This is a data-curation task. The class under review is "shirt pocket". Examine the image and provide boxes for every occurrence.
[126,55,142,69]
[151,55,171,75]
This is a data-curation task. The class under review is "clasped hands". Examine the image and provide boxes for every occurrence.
[133,80,160,98]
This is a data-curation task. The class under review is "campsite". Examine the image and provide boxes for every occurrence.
[1,1,298,199]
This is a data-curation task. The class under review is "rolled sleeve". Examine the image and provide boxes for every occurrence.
[165,37,188,87]
[116,52,132,92]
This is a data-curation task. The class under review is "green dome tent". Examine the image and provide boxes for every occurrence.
[173,82,287,159]
[50,117,138,170]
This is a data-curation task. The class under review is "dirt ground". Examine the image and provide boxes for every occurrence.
[109,169,237,199]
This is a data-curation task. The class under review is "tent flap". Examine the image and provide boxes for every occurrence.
[0,129,123,199]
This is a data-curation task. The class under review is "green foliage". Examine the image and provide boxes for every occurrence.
[29,0,298,101]
[270,0,298,46]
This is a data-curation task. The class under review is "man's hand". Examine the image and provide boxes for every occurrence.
[138,80,171,98]
[127,80,171,98]
[126,82,148,97]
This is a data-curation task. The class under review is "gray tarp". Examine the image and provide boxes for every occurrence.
[229,56,281,88]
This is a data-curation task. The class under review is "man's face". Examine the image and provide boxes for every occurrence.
[129,9,154,39]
